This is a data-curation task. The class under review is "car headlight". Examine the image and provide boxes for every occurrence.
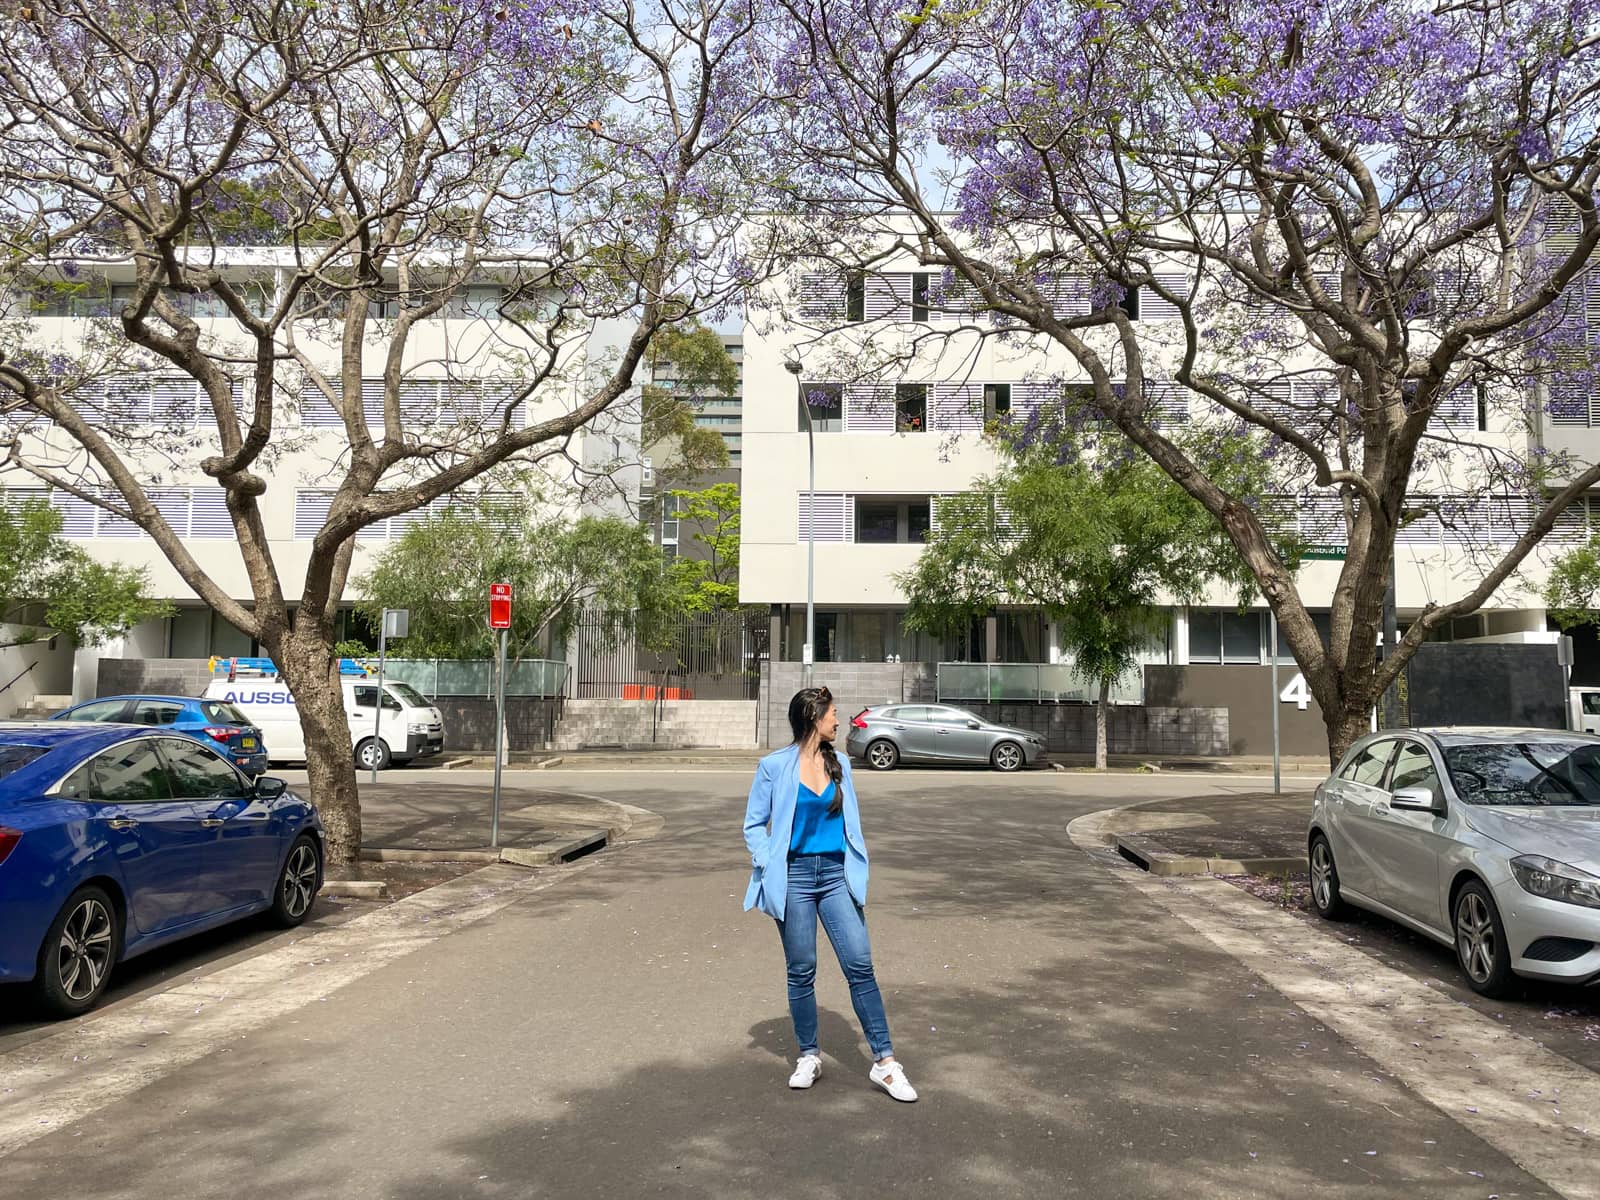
[406,722,430,734]
[1510,855,1600,909]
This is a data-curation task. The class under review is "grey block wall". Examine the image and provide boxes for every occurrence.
[758,661,1228,756]
[98,658,215,698]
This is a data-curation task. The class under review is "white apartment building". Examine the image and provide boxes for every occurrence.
[0,250,642,712]
[740,252,1594,685]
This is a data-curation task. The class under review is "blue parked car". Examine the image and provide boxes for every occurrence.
[0,723,323,1016]
[52,694,269,777]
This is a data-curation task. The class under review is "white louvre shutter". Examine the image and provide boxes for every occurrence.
[1045,273,1094,318]
[797,271,847,321]
[844,384,894,432]
[1546,198,1582,255]
[797,492,852,542]
[299,381,343,427]
[1011,382,1057,421]
[935,276,985,324]
[148,488,191,537]
[1145,380,1188,424]
[397,380,440,425]
[189,488,233,537]
[931,383,984,433]
[95,489,141,537]
[1140,272,1188,322]
[1299,495,1348,546]
[1395,496,1442,545]
[1434,383,1477,427]
[50,491,95,538]
[864,274,909,320]
[294,490,334,538]
[147,378,199,424]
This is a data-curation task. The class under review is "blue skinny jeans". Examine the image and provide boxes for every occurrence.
[775,851,893,1060]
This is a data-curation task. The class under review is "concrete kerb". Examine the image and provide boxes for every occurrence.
[1069,798,1307,878]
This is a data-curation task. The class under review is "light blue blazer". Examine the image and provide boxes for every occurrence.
[742,744,869,921]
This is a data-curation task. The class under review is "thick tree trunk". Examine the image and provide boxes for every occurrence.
[1325,704,1374,771]
[1095,676,1110,771]
[275,629,364,864]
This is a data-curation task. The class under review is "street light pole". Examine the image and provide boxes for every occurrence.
[786,359,815,689]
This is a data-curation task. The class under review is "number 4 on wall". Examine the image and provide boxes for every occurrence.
[1280,673,1311,711]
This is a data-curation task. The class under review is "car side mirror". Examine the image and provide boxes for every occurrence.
[967,720,981,729]
[1390,786,1439,812]
[254,776,288,799]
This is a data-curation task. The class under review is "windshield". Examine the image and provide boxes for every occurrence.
[0,744,48,779]
[385,682,429,708]
[1442,742,1600,807]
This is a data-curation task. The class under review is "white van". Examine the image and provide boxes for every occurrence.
[204,676,446,770]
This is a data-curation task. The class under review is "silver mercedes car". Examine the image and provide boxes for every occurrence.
[1309,728,1600,997]
[845,704,1047,772]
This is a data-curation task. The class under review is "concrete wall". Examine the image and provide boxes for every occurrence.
[962,702,1229,757]
[97,657,215,698]
[433,697,563,752]
[1406,642,1566,730]
[1144,665,1329,757]
[761,660,935,747]
[0,628,75,717]
[762,660,1229,756]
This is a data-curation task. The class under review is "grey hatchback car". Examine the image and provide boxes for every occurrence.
[845,704,1047,772]
[1309,727,1600,997]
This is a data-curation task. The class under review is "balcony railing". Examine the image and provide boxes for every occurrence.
[937,662,1144,704]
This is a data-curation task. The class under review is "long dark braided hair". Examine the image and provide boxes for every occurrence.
[788,686,844,814]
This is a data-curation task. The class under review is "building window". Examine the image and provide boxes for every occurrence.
[854,497,931,544]
[846,274,865,323]
[984,383,1011,422]
[1222,611,1262,663]
[1119,285,1140,320]
[799,383,844,432]
[911,272,931,323]
[661,494,680,548]
[895,384,927,433]
[1477,380,1489,432]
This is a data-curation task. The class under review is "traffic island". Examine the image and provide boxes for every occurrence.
[1083,790,1314,878]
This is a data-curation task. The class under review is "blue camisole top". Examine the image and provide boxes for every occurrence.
[788,779,844,855]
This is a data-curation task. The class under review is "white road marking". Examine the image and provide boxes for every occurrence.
[1068,809,1600,1200]
[0,863,587,1159]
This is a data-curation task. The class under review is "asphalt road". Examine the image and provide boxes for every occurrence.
[0,766,1585,1197]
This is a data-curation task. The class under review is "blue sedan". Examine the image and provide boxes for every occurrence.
[53,694,270,777]
[0,723,323,1016]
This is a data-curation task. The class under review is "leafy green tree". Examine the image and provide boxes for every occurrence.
[642,322,737,491]
[354,495,683,664]
[1544,535,1600,631]
[0,494,170,649]
[899,418,1267,769]
[666,482,742,614]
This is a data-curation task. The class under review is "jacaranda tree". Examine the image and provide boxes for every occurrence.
[770,0,1600,761]
[0,0,792,859]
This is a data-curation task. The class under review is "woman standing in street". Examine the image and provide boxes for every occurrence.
[741,685,917,1101]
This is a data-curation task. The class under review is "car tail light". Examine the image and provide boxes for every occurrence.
[0,826,21,866]
[203,726,237,741]
[851,710,871,729]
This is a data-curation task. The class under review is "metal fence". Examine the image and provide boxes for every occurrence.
[572,607,764,699]
[936,662,1145,704]
[376,658,569,698]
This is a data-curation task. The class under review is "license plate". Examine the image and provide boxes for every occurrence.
[241,737,257,749]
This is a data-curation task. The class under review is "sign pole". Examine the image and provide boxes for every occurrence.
[492,626,507,848]
[1270,609,1281,796]
[371,613,388,785]
[488,582,513,848]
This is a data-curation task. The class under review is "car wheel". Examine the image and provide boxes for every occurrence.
[355,737,392,771]
[1453,880,1516,998]
[990,741,1023,772]
[864,739,898,771]
[1308,834,1348,920]
[271,835,321,927]
[35,885,120,1017]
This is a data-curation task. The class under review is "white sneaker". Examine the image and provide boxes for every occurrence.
[870,1060,918,1102]
[788,1053,823,1089]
